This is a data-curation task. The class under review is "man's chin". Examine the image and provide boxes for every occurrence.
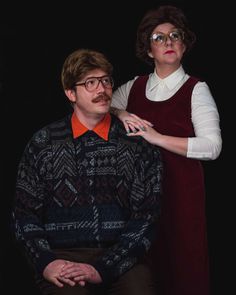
[97,104,110,112]
[95,108,109,115]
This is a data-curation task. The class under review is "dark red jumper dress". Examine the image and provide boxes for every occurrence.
[127,76,210,295]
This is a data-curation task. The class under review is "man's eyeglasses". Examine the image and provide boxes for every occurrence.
[74,76,114,92]
[150,30,184,45]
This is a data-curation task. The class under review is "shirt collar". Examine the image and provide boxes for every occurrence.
[71,112,111,141]
[148,65,185,91]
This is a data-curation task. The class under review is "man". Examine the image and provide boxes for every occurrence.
[12,49,163,295]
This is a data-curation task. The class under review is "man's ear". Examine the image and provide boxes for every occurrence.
[65,89,76,103]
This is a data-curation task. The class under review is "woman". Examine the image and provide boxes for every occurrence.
[111,5,222,295]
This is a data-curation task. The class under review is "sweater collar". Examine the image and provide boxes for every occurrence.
[71,112,111,141]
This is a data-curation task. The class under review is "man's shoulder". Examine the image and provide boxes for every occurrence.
[110,114,161,154]
[110,114,126,134]
[30,114,72,148]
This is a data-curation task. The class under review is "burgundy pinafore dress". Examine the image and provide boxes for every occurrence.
[127,76,210,295]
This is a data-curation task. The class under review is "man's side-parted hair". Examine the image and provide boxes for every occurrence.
[61,49,113,90]
[136,5,196,66]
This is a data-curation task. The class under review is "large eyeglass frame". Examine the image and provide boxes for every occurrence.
[74,75,114,92]
[150,29,184,45]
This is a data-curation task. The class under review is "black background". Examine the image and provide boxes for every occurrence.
[1,1,232,294]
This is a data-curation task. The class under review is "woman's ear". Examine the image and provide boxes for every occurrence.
[148,50,154,58]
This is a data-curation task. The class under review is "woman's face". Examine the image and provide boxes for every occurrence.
[148,22,186,68]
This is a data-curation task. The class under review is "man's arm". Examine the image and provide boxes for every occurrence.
[12,133,56,276]
[91,139,163,283]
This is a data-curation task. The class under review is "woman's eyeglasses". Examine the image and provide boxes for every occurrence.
[150,29,184,45]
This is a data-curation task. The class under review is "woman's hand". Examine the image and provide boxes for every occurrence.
[116,110,153,134]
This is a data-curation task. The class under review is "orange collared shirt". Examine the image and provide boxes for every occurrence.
[71,112,111,141]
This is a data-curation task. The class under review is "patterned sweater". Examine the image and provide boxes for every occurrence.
[13,114,163,283]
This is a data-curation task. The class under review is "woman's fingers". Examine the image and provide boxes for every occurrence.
[125,120,147,133]
[129,113,153,126]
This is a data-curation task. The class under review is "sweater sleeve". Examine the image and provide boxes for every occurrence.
[12,131,56,276]
[92,139,163,283]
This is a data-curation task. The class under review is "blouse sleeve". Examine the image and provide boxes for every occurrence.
[187,81,222,160]
[111,78,136,109]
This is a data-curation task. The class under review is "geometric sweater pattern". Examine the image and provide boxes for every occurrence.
[13,113,163,283]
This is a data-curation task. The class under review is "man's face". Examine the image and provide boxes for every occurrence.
[67,69,113,117]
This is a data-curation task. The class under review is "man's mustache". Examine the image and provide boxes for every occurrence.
[92,94,111,103]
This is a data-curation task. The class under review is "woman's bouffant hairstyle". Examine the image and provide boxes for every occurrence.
[136,5,196,66]
[61,49,113,90]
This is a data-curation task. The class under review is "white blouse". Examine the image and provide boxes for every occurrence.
[111,66,222,160]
